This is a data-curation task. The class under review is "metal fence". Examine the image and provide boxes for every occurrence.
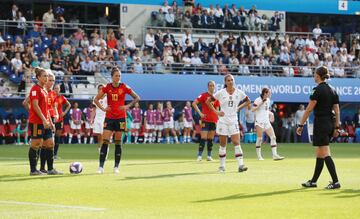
[143,26,332,42]
[97,61,360,78]
[0,20,121,37]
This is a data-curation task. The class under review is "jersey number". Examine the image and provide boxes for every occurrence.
[228,101,234,107]
[120,122,126,130]
[112,94,118,101]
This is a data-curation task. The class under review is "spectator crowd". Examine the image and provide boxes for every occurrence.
[1,2,360,98]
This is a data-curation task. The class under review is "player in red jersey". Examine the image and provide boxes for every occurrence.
[38,71,62,174]
[53,84,71,159]
[24,68,53,175]
[192,81,220,161]
[94,68,140,174]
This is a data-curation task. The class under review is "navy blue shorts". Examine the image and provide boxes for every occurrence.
[201,121,216,132]
[104,118,126,132]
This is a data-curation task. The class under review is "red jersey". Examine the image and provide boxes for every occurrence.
[54,95,68,122]
[29,84,49,124]
[102,83,132,119]
[195,92,220,123]
[47,90,57,117]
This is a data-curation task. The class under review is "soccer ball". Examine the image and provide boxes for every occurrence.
[69,162,83,174]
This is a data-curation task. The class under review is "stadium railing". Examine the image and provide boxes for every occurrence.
[97,61,360,78]
[143,26,332,43]
[0,20,120,37]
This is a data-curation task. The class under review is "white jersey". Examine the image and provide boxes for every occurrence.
[253,97,270,123]
[214,88,248,125]
[94,96,107,122]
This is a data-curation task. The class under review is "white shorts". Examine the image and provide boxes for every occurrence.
[255,120,272,130]
[131,122,141,129]
[175,122,184,131]
[184,120,193,129]
[70,121,81,130]
[145,123,155,130]
[164,121,174,129]
[93,121,104,134]
[85,121,93,129]
[155,125,164,131]
[216,122,240,136]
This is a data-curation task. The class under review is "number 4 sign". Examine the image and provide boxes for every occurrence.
[339,0,348,11]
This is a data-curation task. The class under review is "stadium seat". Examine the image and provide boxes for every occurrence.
[0,65,11,76]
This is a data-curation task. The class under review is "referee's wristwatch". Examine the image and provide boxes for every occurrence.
[298,124,304,128]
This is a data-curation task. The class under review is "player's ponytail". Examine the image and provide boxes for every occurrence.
[34,67,46,79]
[316,66,330,80]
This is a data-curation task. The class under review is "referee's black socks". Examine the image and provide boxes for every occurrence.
[311,157,324,183]
[324,156,339,183]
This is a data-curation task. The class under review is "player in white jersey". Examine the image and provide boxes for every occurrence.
[207,74,251,173]
[92,84,107,151]
[252,88,284,161]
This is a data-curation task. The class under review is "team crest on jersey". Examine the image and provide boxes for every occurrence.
[229,96,232,100]
[32,91,37,96]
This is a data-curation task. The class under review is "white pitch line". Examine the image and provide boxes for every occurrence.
[0,201,106,212]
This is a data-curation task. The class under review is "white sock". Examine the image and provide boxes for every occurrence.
[256,146,262,158]
[270,136,278,156]
[84,137,88,144]
[166,137,170,144]
[174,136,179,143]
[234,145,244,167]
[68,134,73,144]
[219,146,226,168]
[271,146,277,156]
[135,132,138,143]
[144,133,148,143]
[152,132,156,142]
[77,135,81,144]
[90,137,94,144]
[148,133,153,143]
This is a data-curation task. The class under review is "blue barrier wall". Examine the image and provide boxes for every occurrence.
[60,0,360,15]
[121,74,360,102]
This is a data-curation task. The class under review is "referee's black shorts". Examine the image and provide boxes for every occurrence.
[313,116,334,147]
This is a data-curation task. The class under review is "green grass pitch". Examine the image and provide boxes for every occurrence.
[0,142,359,219]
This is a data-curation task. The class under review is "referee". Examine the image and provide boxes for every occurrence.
[296,66,341,189]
